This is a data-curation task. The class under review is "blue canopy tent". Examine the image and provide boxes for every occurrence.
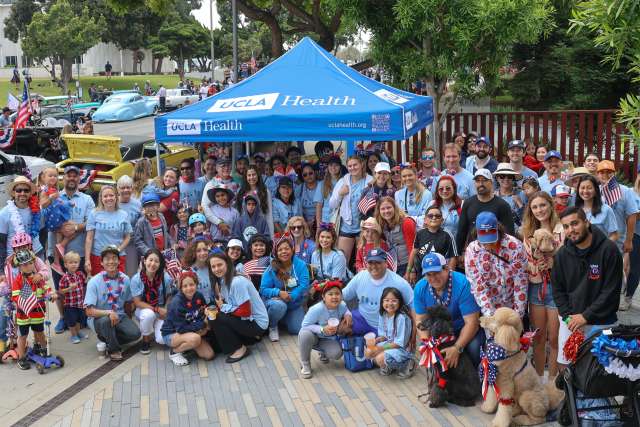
[154,36,433,164]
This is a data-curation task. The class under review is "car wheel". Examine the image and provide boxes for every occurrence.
[153,105,159,115]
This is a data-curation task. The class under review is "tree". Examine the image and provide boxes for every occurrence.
[570,0,640,145]
[155,14,211,79]
[3,0,43,44]
[22,1,101,93]
[343,0,554,150]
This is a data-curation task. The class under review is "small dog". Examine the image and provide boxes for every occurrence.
[530,229,557,259]
[418,305,480,407]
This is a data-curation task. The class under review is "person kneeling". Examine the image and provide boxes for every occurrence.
[84,246,141,361]
[161,271,214,366]
[298,280,351,379]
[364,287,415,378]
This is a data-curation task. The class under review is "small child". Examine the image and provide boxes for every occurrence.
[206,185,239,241]
[170,205,192,259]
[522,177,541,200]
[58,252,88,344]
[39,167,71,274]
[365,287,415,378]
[551,184,572,215]
[188,213,211,243]
[11,249,55,370]
[298,280,351,379]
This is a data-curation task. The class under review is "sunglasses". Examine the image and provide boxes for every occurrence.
[290,225,303,231]
[438,187,453,192]
[421,154,434,160]
[302,172,314,177]
[426,214,443,219]
[14,188,31,193]
[180,166,193,171]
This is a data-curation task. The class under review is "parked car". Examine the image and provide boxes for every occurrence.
[165,89,199,109]
[92,93,159,122]
[56,134,198,193]
[5,127,65,163]
[0,150,55,206]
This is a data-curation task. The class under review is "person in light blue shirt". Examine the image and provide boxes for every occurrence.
[624,192,640,309]
[342,248,414,335]
[84,246,140,359]
[575,175,618,239]
[298,281,350,378]
[310,224,347,281]
[315,157,344,224]
[117,175,142,278]
[538,151,564,194]
[429,175,463,236]
[299,163,320,227]
[286,216,315,265]
[264,155,287,196]
[395,165,432,223]
[178,158,205,210]
[272,177,302,233]
[430,143,476,200]
[506,139,538,186]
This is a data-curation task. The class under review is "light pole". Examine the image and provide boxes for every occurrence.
[232,0,238,83]
[210,0,215,82]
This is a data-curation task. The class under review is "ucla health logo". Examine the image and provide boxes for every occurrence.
[167,119,201,136]
[208,93,280,113]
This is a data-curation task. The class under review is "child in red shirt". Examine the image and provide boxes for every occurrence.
[58,251,88,344]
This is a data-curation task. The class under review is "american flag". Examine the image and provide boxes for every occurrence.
[17,281,38,315]
[358,193,377,215]
[386,250,398,272]
[162,249,182,280]
[243,256,270,276]
[602,176,622,206]
[0,81,31,149]
[78,170,97,190]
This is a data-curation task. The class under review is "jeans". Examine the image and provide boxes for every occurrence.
[383,348,412,370]
[626,233,640,298]
[0,296,8,341]
[264,299,305,334]
[461,327,485,367]
[93,315,141,353]
[298,329,342,363]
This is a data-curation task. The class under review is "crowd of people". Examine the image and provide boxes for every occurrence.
[0,135,636,391]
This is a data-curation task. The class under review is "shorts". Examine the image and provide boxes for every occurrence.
[338,231,359,238]
[18,322,44,337]
[64,306,84,327]
[383,348,412,370]
[528,282,556,308]
[163,333,175,347]
[557,316,616,365]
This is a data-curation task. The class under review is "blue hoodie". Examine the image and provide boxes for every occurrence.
[260,256,310,308]
[232,195,269,247]
[161,290,207,336]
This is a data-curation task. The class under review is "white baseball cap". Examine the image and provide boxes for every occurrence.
[227,239,244,249]
[473,168,492,181]
[374,162,391,173]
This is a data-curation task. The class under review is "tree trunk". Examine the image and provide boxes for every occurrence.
[60,57,73,94]
[154,56,163,74]
[132,50,138,74]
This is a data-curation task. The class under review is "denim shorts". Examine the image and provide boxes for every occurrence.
[528,281,556,308]
[383,348,412,370]
[162,333,175,347]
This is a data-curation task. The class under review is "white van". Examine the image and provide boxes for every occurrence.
[0,151,55,205]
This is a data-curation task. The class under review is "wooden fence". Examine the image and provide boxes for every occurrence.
[388,109,638,182]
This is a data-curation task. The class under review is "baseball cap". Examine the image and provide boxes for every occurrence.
[374,162,391,173]
[64,165,80,175]
[365,248,387,263]
[476,136,490,146]
[100,245,120,259]
[475,211,499,244]
[216,157,231,166]
[544,150,562,161]
[473,168,492,181]
[227,239,243,249]
[551,185,571,198]
[596,160,615,173]
[507,140,526,150]
[141,192,161,205]
[421,252,447,274]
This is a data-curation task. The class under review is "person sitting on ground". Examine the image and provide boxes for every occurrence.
[84,246,141,361]
[208,252,268,363]
[298,280,351,379]
[161,271,214,366]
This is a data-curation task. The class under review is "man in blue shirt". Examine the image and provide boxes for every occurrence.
[84,246,140,361]
[414,252,484,366]
[178,158,205,210]
[538,150,564,194]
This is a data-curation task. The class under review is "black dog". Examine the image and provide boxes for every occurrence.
[418,305,480,407]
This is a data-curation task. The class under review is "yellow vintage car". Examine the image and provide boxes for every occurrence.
[56,134,198,193]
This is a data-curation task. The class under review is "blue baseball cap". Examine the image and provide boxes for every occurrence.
[544,150,562,161]
[476,136,490,146]
[421,252,447,274]
[475,211,499,244]
[365,248,387,263]
[141,192,161,206]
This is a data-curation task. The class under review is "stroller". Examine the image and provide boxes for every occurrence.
[557,325,640,426]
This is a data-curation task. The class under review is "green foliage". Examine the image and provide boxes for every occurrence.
[155,13,210,76]
[3,0,43,43]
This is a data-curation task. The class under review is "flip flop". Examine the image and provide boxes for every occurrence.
[225,347,251,364]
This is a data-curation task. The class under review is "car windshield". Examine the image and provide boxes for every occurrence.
[105,97,124,103]
[120,146,130,158]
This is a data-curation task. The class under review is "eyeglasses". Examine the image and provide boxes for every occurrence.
[426,214,443,219]
[438,187,453,192]
[14,188,31,193]
[302,172,314,177]
[290,225,303,231]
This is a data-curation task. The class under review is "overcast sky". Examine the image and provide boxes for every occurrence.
[191,1,221,29]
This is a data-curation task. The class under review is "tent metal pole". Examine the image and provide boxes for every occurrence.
[401,140,407,163]
[231,142,237,174]
[232,0,238,83]
[155,141,162,176]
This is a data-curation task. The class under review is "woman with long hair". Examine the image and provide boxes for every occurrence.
[84,185,132,275]
[299,163,320,233]
[315,156,344,227]
[430,175,463,237]
[521,192,563,379]
[360,162,395,219]
[260,234,310,342]
[272,177,302,234]
[236,165,273,235]
[154,168,180,228]
[181,239,214,304]
[366,152,381,176]
[243,234,272,290]
[329,155,373,264]
[575,175,618,241]
[285,216,315,264]
[375,196,416,278]
[132,158,152,198]
[117,175,142,277]
[310,223,347,281]
[208,252,268,363]
[395,164,432,223]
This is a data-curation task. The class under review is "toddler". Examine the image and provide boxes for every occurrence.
[58,251,88,344]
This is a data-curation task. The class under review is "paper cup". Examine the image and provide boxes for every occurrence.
[327,318,339,327]
[364,332,376,349]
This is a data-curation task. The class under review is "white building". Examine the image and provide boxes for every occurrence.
[0,0,171,78]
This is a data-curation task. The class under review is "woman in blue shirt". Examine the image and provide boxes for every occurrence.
[314,156,344,225]
[260,235,310,342]
[430,176,463,237]
[310,223,347,281]
[181,239,214,304]
[286,216,315,265]
[299,163,320,231]
[117,175,142,277]
[575,175,618,240]
[395,165,432,223]
[208,252,268,363]
[272,177,302,234]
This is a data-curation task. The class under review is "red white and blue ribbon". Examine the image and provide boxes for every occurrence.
[419,335,456,388]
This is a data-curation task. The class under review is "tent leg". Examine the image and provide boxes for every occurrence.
[401,140,407,164]
[232,141,237,173]
[155,142,162,176]
[346,141,355,157]
[245,141,250,157]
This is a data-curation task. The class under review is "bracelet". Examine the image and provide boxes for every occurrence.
[320,326,324,335]
[382,343,394,350]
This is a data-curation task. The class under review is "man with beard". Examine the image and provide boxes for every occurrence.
[552,206,622,367]
[538,150,564,194]
[507,139,539,185]
[455,169,515,250]
[465,136,498,174]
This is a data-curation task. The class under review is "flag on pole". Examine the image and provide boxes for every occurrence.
[357,192,378,215]
[243,256,270,276]
[7,92,19,111]
[0,81,31,149]
[17,281,38,316]
[601,176,622,206]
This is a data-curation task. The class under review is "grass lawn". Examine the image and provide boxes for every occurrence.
[1,74,181,101]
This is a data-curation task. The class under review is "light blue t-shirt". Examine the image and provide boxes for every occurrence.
[119,198,142,229]
[86,209,133,256]
[315,180,335,223]
[538,175,563,194]
[310,249,347,281]
[272,198,302,230]
[219,275,268,330]
[341,177,368,234]
[301,301,349,336]
[342,270,414,329]
[48,191,95,257]
[431,169,476,200]
[395,187,432,218]
[179,180,205,210]
[584,204,618,237]
[0,204,43,256]
[84,271,133,323]
[191,264,213,304]
[377,312,412,349]
[300,183,319,222]
[130,271,174,306]
[606,184,640,248]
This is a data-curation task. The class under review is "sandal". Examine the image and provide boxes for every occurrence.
[169,351,189,366]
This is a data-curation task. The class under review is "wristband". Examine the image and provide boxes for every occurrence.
[382,343,393,350]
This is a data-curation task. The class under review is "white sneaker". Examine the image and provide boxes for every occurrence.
[619,296,632,311]
[96,341,107,353]
[268,327,279,342]
[300,361,312,379]
[169,351,190,366]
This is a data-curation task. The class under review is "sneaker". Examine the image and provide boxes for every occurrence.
[379,366,392,376]
[620,296,632,311]
[140,341,151,355]
[169,351,189,366]
[71,335,81,344]
[77,331,89,340]
[54,319,67,334]
[96,341,107,353]
[397,358,416,379]
[318,352,329,364]
[268,327,279,342]
[300,361,312,379]
[18,358,31,370]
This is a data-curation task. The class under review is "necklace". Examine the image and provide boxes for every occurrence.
[428,272,452,307]
[103,272,125,311]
